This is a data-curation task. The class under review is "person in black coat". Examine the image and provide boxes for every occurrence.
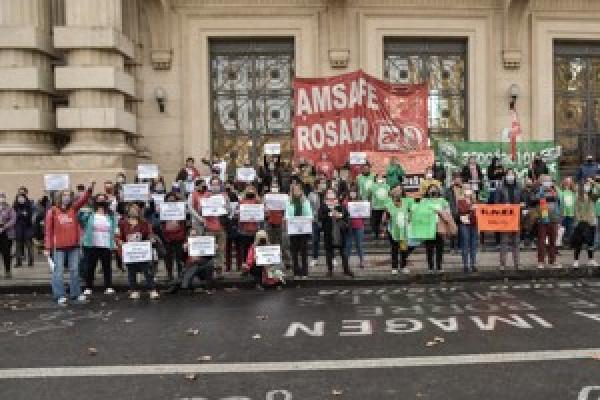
[461,156,484,194]
[528,155,549,182]
[318,189,353,278]
[13,193,34,267]
[493,169,522,270]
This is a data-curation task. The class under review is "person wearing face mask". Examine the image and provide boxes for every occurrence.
[494,169,522,270]
[383,192,411,274]
[461,156,483,194]
[167,227,216,294]
[528,154,549,183]
[421,185,451,273]
[0,193,17,279]
[486,156,506,203]
[521,178,538,249]
[533,175,561,269]
[571,180,598,268]
[199,177,228,274]
[265,184,287,261]
[343,185,366,269]
[444,173,464,253]
[370,174,390,240]
[161,192,187,282]
[357,163,375,201]
[118,204,159,300]
[576,155,600,183]
[385,156,406,190]
[79,193,119,296]
[457,185,478,273]
[318,189,353,278]
[244,230,284,289]
[285,184,313,278]
[307,181,325,268]
[419,167,442,198]
[238,184,262,265]
[13,193,34,268]
[44,183,94,304]
[558,177,577,245]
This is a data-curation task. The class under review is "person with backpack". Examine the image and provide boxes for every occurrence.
[44,182,94,304]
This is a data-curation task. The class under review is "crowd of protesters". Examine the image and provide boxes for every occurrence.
[0,151,599,305]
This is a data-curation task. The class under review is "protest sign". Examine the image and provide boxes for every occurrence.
[122,241,152,264]
[239,203,265,222]
[349,152,367,165]
[347,201,371,218]
[264,193,289,211]
[237,167,257,182]
[200,195,226,216]
[44,174,69,191]
[255,245,282,266]
[184,181,195,193]
[286,216,313,235]
[264,143,281,155]
[188,236,216,257]
[475,204,520,232]
[137,164,159,179]
[293,70,428,167]
[159,201,186,221]
[408,202,437,240]
[122,184,149,202]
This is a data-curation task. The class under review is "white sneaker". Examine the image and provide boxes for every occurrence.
[83,288,92,296]
[537,263,545,270]
[104,287,115,295]
[402,268,410,275]
[129,291,140,300]
[587,259,598,267]
[391,269,398,275]
[310,259,318,268]
[302,275,309,280]
[57,297,67,305]
[76,294,87,302]
[552,263,562,269]
[573,260,580,269]
[332,259,338,267]
[149,290,160,300]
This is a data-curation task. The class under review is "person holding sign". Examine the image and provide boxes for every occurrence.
[244,230,283,289]
[264,184,289,266]
[357,164,375,201]
[318,189,353,278]
[343,187,366,269]
[238,184,262,264]
[166,228,216,294]
[259,154,282,194]
[118,204,159,300]
[79,193,119,297]
[534,175,560,269]
[457,187,479,273]
[43,183,94,303]
[285,184,313,278]
[161,192,187,281]
[494,170,523,270]
[200,177,228,273]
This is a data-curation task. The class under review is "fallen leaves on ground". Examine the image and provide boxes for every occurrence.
[123,318,134,324]
[87,347,98,356]
[256,315,269,320]
[184,373,197,381]
[332,389,343,395]
[252,334,262,340]
[197,355,212,362]
[186,328,200,336]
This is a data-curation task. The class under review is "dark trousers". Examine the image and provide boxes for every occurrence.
[238,235,254,265]
[0,232,12,273]
[425,233,444,270]
[164,240,184,280]
[181,260,214,289]
[84,247,112,289]
[290,235,309,276]
[573,223,595,260]
[537,223,557,264]
[15,238,33,266]
[388,233,408,270]
[126,262,155,290]
[371,209,385,239]
[325,241,350,273]
[225,236,242,271]
[251,264,263,284]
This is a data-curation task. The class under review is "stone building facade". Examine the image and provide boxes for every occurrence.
[1,0,600,196]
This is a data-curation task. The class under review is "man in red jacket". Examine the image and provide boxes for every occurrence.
[44,181,95,305]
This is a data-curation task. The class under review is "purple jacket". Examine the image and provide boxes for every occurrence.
[0,204,17,240]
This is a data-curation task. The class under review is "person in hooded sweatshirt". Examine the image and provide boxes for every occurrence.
[0,193,17,279]
[13,192,34,267]
[44,182,94,304]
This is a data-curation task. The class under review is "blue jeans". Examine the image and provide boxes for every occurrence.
[51,247,81,300]
[311,222,321,259]
[459,224,478,272]
[562,216,575,244]
[345,227,365,264]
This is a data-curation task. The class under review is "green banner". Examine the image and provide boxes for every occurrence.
[433,140,561,181]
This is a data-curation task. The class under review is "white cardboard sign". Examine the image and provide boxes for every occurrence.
[255,245,282,266]
[239,203,265,222]
[347,201,371,218]
[264,143,281,155]
[122,241,152,264]
[237,167,257,182]
[264,193,289,211]
[44,174,70,191]
[188,236,215,257]
[349,152,367,165]
[159,201,186,221]
[286,216,313,235]
[122,184,150,202]
[137,164,159,179]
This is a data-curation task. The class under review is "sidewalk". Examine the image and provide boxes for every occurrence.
[1,248,599,293]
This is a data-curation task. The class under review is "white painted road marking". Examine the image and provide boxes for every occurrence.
[0,348,599,379]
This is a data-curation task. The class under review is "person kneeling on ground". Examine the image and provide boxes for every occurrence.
[244,229,285,290]
[167,228,215,294]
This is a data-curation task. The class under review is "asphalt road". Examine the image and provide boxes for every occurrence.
[1,279,600,399]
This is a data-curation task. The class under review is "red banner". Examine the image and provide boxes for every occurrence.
[364,150,434,176]
[293,70,428,167]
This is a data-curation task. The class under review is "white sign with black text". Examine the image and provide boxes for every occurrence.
[188,236,215,257]
[349,152,367,165]
[159,201,186,221]
[122,184,150,202]
[237,167,257,182]
[264,142,281,155]
[264,193,289,211]
[255,245,282,266]
[137,164,159,179]
[44,174,70,191]
[239,203,265,222]
[286,216,313,235]
[347,201,371,218]
[122,241,152,264]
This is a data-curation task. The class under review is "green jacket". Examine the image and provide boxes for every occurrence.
[285,197,313,219]
[386,163,405,189]
[558,189,576,217]
[357,173,375,200]
[78,210,118,250]
[386,200,410,241]
[370,181,390,210]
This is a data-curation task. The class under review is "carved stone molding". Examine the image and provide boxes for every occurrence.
[503,0,530,69]
[144,0,173,70]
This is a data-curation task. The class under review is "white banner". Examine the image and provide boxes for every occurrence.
[286,216,312,235]
[236,167,257,182]
[264,193,289,211]
[349,152,367,165]
[255,245,281,266]
[122,241,152,264]
[137,164,159,179]
[239,203,265,222]
[122,184,149,202]
[159,201,186,221]
[347,201,371,218]
[44,174,70,191]
[264,142,281,155]
[188,236,215,257]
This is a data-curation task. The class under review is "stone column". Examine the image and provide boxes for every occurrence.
[54,0,136,157]
[0,0,57,155]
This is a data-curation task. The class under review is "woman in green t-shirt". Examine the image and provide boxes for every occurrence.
[421,185,450,273]
[370,175,390,240]
[384,190,411,275]
[559,177,577,244]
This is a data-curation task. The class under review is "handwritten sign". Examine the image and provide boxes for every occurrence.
[286,216,312,235]
[44,174,69,191]
[137,164,159,179]
[347,201,371,218]
[122,184,149,202]
[476,204,520,232]
[239,203,265,222]
[200,194,227,216]
[349,152,367,165]
[159,201,186,221]
[184,181,195,193]
[255,245,281,266]
[122,241,152,264]
[265,193,289,211]
[188,236,215,257]
[237,167,256,182]
[264,143,281,155]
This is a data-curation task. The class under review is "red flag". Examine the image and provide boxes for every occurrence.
[510,109,521,161]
